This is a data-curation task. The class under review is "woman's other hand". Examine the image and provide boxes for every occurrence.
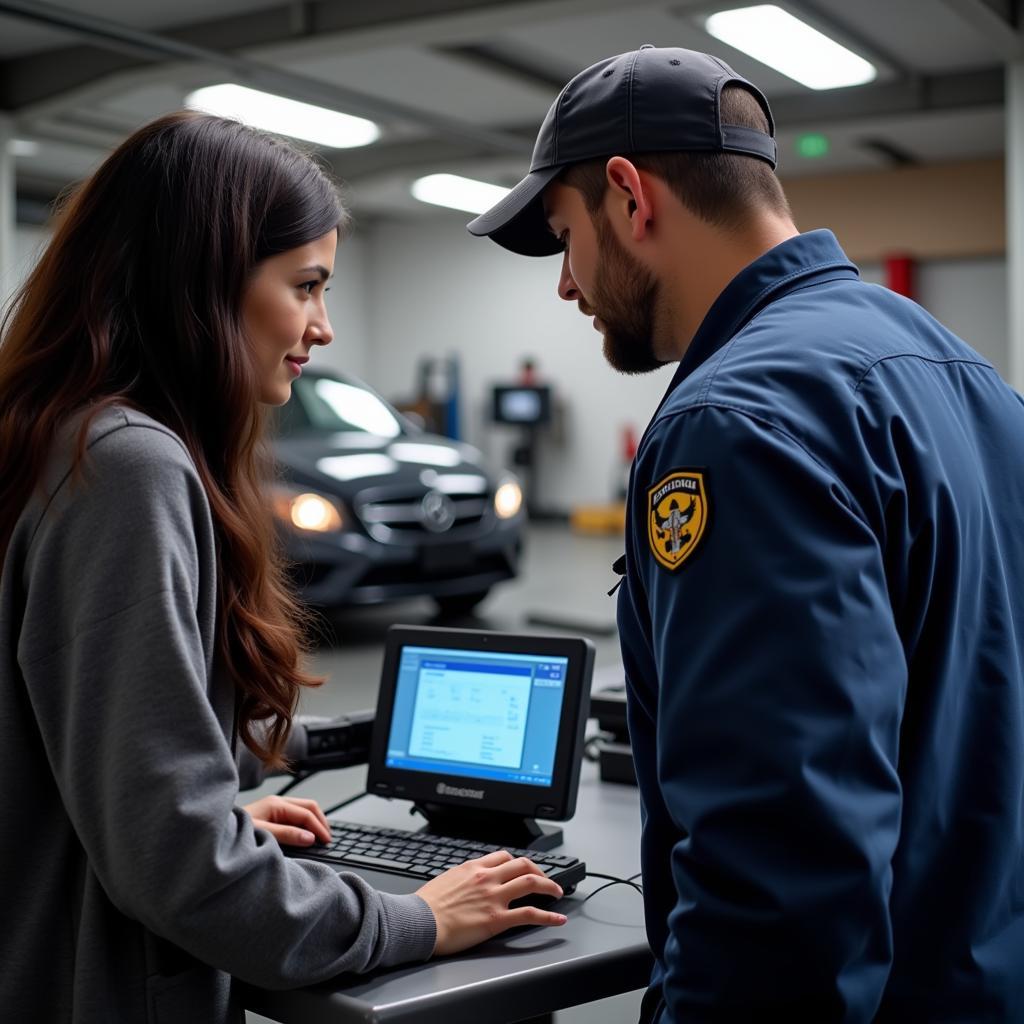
[417,849,567,955]
[243,795,331,846]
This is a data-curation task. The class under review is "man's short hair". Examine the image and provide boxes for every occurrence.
[561,83,791,229]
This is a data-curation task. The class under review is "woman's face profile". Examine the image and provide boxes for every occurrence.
[242,230,338,405]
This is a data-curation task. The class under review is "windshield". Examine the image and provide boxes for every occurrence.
[277,375,405,438]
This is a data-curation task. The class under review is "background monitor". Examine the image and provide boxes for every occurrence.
[491,384,552,427]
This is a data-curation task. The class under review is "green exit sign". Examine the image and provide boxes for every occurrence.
[796,133,830,158]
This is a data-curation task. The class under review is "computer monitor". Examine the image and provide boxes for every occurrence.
[491,385,552,427]
[368,625,594,851]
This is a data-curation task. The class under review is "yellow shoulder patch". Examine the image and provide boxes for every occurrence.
[646,469,710,571]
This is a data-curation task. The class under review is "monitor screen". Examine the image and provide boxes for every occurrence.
[385,645,568,787]
[491,385,551,426]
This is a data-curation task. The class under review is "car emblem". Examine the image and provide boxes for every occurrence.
[421,490,456,532]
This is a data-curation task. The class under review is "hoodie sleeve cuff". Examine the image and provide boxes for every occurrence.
[376,892,437,968]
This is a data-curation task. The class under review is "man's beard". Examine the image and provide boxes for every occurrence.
[590,211,664,375]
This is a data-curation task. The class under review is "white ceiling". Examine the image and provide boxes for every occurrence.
[2,0,1019,222]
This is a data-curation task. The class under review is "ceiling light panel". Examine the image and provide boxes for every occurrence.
[411,174,511,215]
[9,139,40,157]
[704,5,877,90]
[185,84,380,148]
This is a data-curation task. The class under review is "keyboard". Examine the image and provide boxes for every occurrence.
[291,821,587,894]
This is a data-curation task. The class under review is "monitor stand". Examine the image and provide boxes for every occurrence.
[412,801,564,853]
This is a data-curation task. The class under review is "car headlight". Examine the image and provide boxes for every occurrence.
[494,478,523,519]
[271,487,344,533]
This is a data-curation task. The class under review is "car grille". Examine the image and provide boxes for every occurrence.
[358,553,512,588]
[355,489,490,543]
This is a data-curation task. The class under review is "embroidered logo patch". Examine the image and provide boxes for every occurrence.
[647,469,709,571]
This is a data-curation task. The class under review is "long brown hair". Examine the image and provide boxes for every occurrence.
[0,111,346,767]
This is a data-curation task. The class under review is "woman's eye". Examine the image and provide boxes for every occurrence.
[299,281,318,295]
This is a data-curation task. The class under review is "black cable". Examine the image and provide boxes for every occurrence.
[323,790,371,817]
[587,870,643,889]
[276,771,316,796]
[582,870,644,904]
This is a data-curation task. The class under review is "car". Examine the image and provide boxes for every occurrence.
[269,367,525,616]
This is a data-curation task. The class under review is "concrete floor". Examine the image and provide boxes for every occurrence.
[245,521,644,1024]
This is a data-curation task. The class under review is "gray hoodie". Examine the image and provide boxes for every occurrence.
[0,406,436,1023]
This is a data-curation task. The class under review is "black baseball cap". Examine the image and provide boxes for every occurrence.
[466,45,777,257]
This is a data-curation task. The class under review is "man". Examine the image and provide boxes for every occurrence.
[468,45,1024,1022]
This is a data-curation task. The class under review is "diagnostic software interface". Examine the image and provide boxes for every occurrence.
[386,645,569,787]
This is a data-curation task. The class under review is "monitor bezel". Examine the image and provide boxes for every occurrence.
[368,625,594,821]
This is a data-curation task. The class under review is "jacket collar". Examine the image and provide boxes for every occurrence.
[656,229,859,410]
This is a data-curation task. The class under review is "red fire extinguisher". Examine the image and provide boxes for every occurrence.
[885,254,916,300]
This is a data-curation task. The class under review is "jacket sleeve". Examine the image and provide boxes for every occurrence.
[17,425,435,988]
[616,571,674,1011]
[632,405,904,1022]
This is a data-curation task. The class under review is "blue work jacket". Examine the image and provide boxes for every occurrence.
[618,230,1024,1022]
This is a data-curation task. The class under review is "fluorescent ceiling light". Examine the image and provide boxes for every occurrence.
[411,173,511,215]
[10,139,39,157]
[185,84,380,148]
[704,5,877,90]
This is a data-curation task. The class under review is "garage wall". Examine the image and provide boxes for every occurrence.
[360,215,676,513]
[4,225,48,304]
[359,215,1012,513]
[784,158,1005,263]
[316,229,371,381]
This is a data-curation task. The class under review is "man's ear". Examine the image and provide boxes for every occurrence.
[605,157,652,242]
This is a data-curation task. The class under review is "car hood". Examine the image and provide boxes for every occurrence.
[272,431,496,498]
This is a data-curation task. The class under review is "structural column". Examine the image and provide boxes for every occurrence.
[0,114,15,310]
[1008,59,1024,392]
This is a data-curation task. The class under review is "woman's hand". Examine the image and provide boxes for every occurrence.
[243,795,331,846]
[417,849,567,955]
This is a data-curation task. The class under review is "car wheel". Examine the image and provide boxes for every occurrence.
[433,590,491,618]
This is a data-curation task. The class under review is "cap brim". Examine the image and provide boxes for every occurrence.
[466,166,564,256]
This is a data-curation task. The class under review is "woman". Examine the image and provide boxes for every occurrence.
[0,112,565,1023]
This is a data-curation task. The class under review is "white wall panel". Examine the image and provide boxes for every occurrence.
[2,225,48,310]
[317,229,371,382]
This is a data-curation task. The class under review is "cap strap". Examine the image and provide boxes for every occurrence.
[721,124,777,168]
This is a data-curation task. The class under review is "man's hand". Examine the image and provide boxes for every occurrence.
[417,849,567,955]
[243,795,331,846]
